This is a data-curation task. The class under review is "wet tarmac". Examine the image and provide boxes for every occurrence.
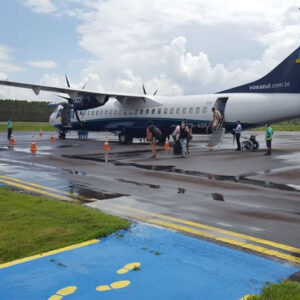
[0,130,300,253]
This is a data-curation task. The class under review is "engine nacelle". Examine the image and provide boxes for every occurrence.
[71,94,109,110]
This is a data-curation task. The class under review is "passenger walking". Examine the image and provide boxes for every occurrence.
[172,125,181,155]
[146,121,161,158]
[187,126,193,154]
[235,120,242,151]
[7,118,12,140]
[264,123,273,155]
[178,120,189,157]
[211,108,222,133]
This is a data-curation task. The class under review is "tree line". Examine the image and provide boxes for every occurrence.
[0,99,53,122]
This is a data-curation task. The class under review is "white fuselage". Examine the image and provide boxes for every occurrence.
[50,93,300,132]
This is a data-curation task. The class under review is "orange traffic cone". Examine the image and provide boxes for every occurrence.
[103,136,110,151]
[30,136,37,154]
[9,135,15,145]
[50,132,55,142]
[39,129,43,137]
[164,137,170,151]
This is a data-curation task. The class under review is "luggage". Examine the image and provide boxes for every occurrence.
[173,140,181,155]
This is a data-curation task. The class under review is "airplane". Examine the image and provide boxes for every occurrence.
[0,46,299,143]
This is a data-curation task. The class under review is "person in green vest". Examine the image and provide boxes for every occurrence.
[7,118,12,140]
[264,122,273,155]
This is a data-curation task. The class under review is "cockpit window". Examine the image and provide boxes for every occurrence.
[56,108,63,118]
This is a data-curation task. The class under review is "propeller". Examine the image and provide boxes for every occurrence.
[64,75,83,127]
[142,84,158,96]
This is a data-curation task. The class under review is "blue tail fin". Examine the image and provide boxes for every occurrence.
[219,46,300,93]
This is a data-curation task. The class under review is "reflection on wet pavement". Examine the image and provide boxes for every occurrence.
[211,193,225,201]
[117,178,160,189]
[69,183,126,200]
[63,153,300,193]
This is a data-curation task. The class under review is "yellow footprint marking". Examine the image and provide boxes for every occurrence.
[96,280,130,292]
[117,262,141,274]
[111,280,130,289]
[96,285,111,292]
[48,286,77,300]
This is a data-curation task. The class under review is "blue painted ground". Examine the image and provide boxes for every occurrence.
[0,224,298,300]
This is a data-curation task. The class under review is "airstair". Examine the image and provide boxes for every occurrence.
[208,118,225,149]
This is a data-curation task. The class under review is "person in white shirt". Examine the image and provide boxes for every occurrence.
[235,120,242,151]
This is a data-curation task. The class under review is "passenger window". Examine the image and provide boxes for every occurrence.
[203,107,207,113]
[134,109,138,115]
[189,107,193,114]
[91,110,94,116]
[164,108,168,114]
[100,110,103,115]
[96,110,99,115]
[119,110,122,115]
[182,107,187,114]
[196,107,200,113]
[108,110,112,115]
[170,108,174,114]
[140,109,143,114]
[113,110,117,115]
[152,108,156,114]
[88,111,91,115]
[124,110,127,115]
[176,108,180,114]
[146,109,149,114]
[104,110,108,115]
[157,108,161,114]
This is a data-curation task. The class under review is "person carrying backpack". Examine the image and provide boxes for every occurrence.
[146,121,161,158]
[178,120,189,157]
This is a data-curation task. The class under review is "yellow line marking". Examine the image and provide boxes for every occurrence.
[0,175,90,202]
[133,216,300,264]
[114,205,300,254]
[0,178,76,202]
[0,239,99,269]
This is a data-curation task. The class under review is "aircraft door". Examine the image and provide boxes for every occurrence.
[213,97,228,122]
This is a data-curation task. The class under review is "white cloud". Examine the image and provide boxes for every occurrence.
[73,0,299,95]
[2,0,300,100]
[0,45,23,74]
[26,60,57,69]
[23,0,55,13]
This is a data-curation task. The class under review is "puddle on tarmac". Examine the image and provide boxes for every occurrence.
[211,193,225,201]
[117,178,160,189]
[0,161,126,203]
[63,153,300,193]
[69,183,126,201]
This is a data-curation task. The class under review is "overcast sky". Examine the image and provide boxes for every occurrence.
[0,0,299,101]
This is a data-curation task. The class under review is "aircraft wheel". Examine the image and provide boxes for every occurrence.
[58,130,66,139]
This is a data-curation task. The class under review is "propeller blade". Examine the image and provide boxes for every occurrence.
[74,109,84,127]
[57,95,71,101]
[82,83,86,89]
[65,75,71,88]
[142,84,147,95]
[153,89,158,95]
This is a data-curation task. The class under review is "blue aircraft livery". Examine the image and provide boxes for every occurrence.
[219,46,300,94]
[296,48,300,63]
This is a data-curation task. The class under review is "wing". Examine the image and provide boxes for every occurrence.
[0,79,161,109]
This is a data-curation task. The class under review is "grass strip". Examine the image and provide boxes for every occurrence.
[0,187,130,263]
[0,122,55,132]
[252,121,300,131]
[245,281,300,299]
